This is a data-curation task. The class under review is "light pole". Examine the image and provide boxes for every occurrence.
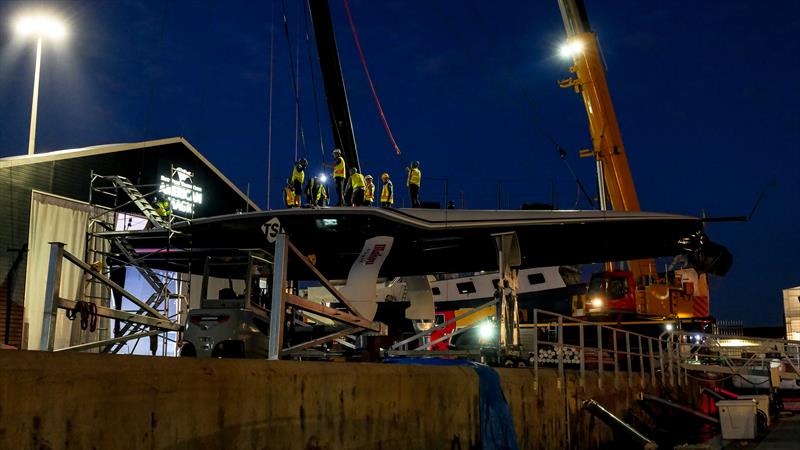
[14,15,66,155]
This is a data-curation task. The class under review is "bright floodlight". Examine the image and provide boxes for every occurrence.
[15,15,66,40]
[318,174,327,183]
[559,40,584,58]
[665,323,674,331]
[478,321,495,340]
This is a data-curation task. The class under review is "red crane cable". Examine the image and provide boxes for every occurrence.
[342,0,402,157]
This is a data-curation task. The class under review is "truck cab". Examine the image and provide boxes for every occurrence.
[586,271,635,315]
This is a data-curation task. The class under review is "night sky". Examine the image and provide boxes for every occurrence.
[0,1,797,326]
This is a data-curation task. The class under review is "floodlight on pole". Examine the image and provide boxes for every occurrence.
[559,39,584,59]
[14,14,67,155]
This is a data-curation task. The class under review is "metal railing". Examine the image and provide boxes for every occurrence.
[667,330,800,382]
[529,309,680,390]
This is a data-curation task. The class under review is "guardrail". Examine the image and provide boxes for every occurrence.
[529,309,680,390]
[392,306,800,391]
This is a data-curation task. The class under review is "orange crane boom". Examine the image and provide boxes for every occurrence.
[557,0,708,318]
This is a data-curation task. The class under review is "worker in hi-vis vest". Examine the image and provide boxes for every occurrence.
[364,175,375,206]
[322,148,346,206]
[154,192,172,219]
[380,173,394,208]
[313,176,327,207]
[283,178,296,208]
[347,167,366,207]
[290,158,307,207]
[406,160,421,208]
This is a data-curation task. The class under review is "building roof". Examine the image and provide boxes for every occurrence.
[0,137,259,211]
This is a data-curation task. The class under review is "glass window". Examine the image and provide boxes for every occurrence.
[527,273,546,285]
[456,282,476,294]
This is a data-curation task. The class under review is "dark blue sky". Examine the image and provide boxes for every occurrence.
[1,1,798,326]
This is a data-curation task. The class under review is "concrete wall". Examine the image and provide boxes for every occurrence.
[499,368,660,449]
[1,351,684,450]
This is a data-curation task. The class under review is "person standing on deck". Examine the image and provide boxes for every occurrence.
[380,173,394,208]
[290,158,307,207]
[364,175,375,206]
[313,176,327,207]
[283,179,296,208]
[347,168,366,207]
[304,175,317,206]
[406,160,421,208]
[322,148,347,206]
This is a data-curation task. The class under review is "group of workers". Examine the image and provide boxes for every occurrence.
[284,148,421,209]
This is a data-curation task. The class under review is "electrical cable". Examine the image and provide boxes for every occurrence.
[342,0,402,157]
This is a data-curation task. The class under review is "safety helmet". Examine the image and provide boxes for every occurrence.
[411,160,419,168]
[298,158,308,167]
[365,174,373,180]
[381,173,389,180]
[332,148,342,156]
[349,167,357,174]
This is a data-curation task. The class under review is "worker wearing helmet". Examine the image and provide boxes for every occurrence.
[154,191,172,218]
[380,173,394,208]
[364,175,375,206]
[322,148,346,206]
[283,178,296,208]
[313,176,328,207]
[406,160,421,208]
[304,175,317,206]
[347,167,366,207]
[290,158,308,207]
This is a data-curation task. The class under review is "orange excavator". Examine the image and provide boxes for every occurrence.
[557,0,714,319]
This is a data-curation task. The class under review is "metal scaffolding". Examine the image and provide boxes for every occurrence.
[54,169,196,354]
[267,233,387,360]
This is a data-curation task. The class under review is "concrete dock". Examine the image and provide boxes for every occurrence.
[1,350,676,450]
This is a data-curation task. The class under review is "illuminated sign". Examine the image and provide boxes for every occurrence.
[158,167,203,215]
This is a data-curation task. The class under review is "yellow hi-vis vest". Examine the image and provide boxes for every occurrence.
[333,157,346,178]
[365,183,374,202]
[284,186,296,207]
[381,181,394,204]
[315,184,327,202]
[408,168,421,187]
[350,173,366,189]
[155,200,171,217]
[291,166,305,185]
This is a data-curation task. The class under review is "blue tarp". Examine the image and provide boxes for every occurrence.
[384,358,520,450]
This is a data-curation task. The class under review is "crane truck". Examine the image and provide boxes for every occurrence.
[557,0,714,320]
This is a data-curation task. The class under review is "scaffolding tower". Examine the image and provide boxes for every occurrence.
[77,167,195,355]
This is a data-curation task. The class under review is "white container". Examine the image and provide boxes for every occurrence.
[717,399,757,440]
[737,395,770,429]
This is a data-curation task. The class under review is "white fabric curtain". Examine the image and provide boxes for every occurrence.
[23,192,91,350]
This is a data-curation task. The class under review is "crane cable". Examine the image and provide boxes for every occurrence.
[427,0,595,208]
[266,0,275,209]
[281,0,308,161]
[342,0,402,157]
[302,0,327,165]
